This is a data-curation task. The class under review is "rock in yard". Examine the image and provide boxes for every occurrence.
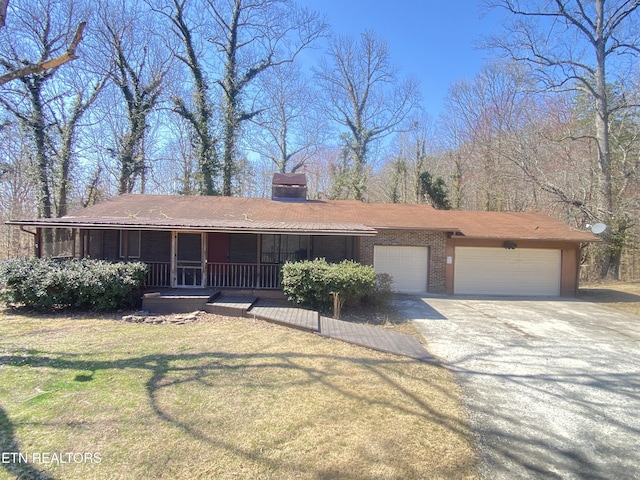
[121,310,204,325]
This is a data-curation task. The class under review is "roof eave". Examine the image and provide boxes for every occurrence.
[375,225,461,233]
[4,219,378,237]
[454,234,601,243]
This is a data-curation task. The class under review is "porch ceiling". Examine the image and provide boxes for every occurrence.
[7,216,378,236]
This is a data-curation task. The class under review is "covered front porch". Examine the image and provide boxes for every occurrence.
[145,259,283,290]
[39,228,367,290]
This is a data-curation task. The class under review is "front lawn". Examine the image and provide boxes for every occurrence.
[0,311,479,480]
[579,281,640,316]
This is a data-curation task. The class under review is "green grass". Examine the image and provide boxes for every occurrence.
[0,310,479,479]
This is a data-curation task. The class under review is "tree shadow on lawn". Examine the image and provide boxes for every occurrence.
[578,287,640,304]
[0,347,475,479]
[0,404,54,480]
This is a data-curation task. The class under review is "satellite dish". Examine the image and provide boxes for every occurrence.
[589,223,607,235]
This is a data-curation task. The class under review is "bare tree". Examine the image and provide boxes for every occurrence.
[251,62,325,173]
[387,154,409,204]
[439,96,472,210]
[378,116,436,204]
[0,23,85,87]
[0,0,99,218]
[0,0,86,86]
[442,63,535,211]
[149,0,219,195]
[0,122,37,258]
[96,0,171,194]
[302,146,342,200]
[315,30,421,200]
[0,0,8,28]
[207,0,326,195]
[50,75,107,217]
[486,0,640,277]
[154,115,201,195]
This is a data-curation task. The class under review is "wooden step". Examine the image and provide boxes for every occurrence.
[204,295,258,317]
[142,289,219,314]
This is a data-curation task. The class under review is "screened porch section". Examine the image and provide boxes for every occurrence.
[74,229,359,290]
[145,261,282,289]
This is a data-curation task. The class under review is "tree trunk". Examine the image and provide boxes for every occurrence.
[222,109,236,196]
[221,2,241,197]
[28,81,53,219]
[169,0,217,195]
[594,0,617,278]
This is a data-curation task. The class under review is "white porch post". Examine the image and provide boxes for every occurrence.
[170,231,177,287]
[202,232,208,287]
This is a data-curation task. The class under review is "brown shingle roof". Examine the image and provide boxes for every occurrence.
[446,211,597,242]
[7,194,599,242]
[272,172,307,185]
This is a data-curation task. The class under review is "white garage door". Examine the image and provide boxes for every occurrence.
[454,247,561,296]
[374,246,429,294]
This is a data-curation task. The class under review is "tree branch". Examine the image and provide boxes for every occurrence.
[0,0,8,28]
[0,21,85,87]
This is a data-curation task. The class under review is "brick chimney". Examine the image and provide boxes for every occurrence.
[271,173,307,201]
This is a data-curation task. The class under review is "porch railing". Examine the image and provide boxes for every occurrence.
[146,262,171,287]
[143,261,281,289]
[207,263,281,289]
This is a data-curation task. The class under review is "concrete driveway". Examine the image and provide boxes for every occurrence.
[395,295,640,480]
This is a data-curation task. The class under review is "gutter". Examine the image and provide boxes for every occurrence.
[6,219,378,237]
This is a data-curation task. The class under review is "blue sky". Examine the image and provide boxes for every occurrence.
[298,1,504,118]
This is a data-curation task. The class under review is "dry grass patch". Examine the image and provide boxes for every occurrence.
[340,302,423,339]
[579,281,640,316]
[0,310,479,480]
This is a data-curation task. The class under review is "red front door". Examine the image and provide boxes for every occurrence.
[208,233,229,263]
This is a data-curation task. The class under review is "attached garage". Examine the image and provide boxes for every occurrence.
[7,183,599,298]
[454,247,561,296]
[374,245,429,294]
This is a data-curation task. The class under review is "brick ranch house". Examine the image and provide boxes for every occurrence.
[7,174,598,297]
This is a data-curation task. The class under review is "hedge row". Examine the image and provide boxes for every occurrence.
[281,259,380,311]
[0,258,148,311]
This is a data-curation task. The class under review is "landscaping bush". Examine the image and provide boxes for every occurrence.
[0,257,148,311]
[281,259,377,311]
[364,272,395,306]
[280,258,331,309]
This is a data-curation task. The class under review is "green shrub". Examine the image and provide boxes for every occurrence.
[281,259,377,311]
[281,258,331,309]
[0,257,148,311]
[364,273,394,306]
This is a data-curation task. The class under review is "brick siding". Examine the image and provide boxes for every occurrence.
[360,230,447,293]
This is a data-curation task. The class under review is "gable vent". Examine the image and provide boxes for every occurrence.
[272,173,307,202]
